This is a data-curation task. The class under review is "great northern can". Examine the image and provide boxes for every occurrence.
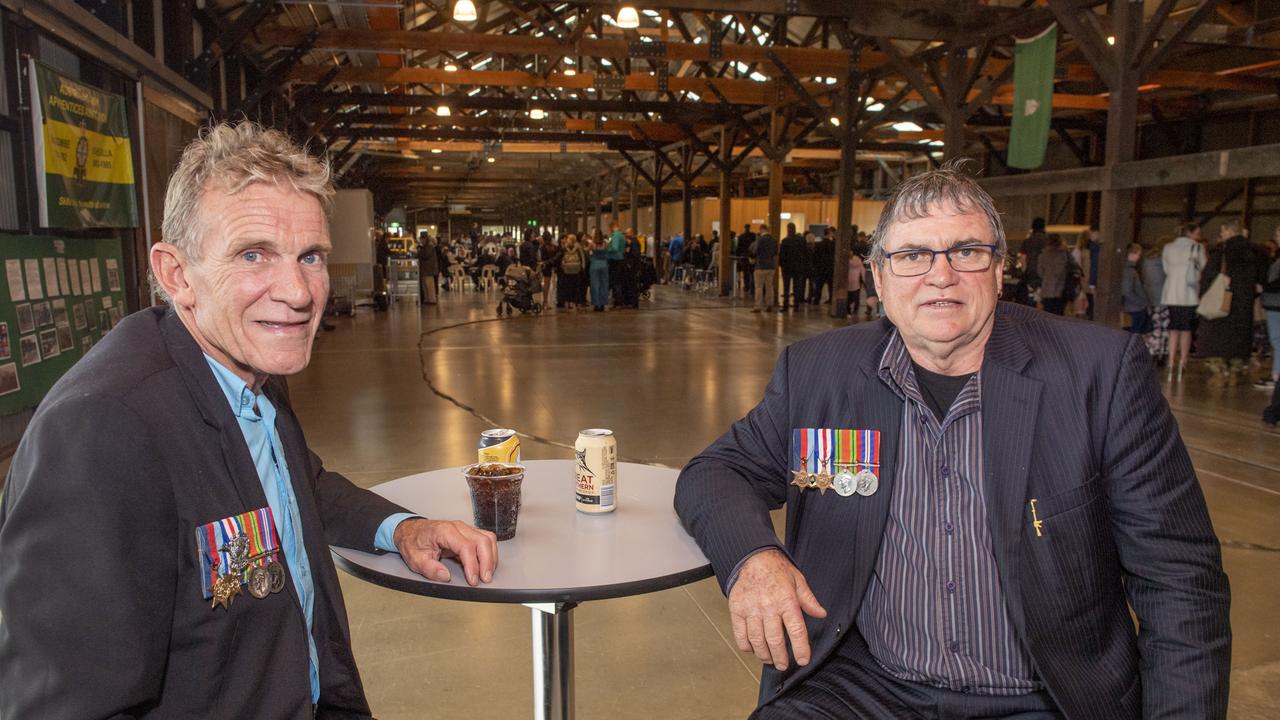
[575,429,617,513]
[478,429,521,464]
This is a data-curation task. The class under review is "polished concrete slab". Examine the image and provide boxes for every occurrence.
[292,285,1280,719]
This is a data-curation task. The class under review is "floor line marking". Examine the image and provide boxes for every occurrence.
[1196,467,1280,497]
[681,586,761,683]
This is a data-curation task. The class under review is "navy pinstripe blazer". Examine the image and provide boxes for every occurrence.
[675,302,1230,720]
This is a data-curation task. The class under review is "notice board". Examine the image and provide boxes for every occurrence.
[0,234,128,415]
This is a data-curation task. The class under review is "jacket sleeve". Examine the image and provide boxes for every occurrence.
[1101,334,1231,719]
[675,347,792,594]
[0,396,176,719]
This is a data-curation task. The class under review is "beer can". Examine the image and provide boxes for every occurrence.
[478,429,521,464]
[575,429,617,513]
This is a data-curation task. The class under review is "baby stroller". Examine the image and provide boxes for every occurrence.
[497,265,543,316]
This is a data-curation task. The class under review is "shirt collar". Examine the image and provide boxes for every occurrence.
[203,354,260,421]
[877,330,982,420]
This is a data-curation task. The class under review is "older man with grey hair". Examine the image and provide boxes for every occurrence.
[0,122,498,719]
[676,162,1230,719]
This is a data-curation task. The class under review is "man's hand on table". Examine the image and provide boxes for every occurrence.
[729,549,827,672]
[393,518,498,586]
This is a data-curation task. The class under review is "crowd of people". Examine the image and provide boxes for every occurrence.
[1002,216,1280,416]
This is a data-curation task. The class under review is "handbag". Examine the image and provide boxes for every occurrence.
[1197,258,1231,320]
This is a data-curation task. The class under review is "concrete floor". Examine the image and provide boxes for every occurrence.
[290,285,1279,720]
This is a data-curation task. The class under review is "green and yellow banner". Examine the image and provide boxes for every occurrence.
[1008,24,1057,170]
[28,60,138,229]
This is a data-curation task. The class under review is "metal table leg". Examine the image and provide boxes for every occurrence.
[526,602,576,720]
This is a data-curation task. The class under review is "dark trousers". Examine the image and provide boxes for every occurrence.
[810,276,831,304]
[1127,309,1151,334]
[781,272,804,310]
[607,260,620,305]
[753,633,1062,720]
[847,290,861,317]
[1264,379,1280,425]
[1042,298,1067,316]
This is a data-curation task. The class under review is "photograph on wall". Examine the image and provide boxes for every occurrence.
[108,306,122,327]
[24,258,42,300]
[16,303,34,334]
[19,334,40,366]
[105,258,121,292]
[6,259,25,302]
[42,257,59,296]
[99,311,110,333]
[0,322,9,360]
[101,295,112,310]
[79,260,91,294]
[90,259,102,293]
[72,302,87,330]
[52,298,68,326]
[33,301,53,327]
[38,327,59,359]
[68,260,82,295]
[80,335,92,355]
[0,363,19,397]
[56,324,73,352]
[56,258,70,297]
[85,300,98,330]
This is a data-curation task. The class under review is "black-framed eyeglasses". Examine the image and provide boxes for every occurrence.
[883,244,1001,277]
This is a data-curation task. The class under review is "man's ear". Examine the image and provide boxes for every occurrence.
[150,242,196,308]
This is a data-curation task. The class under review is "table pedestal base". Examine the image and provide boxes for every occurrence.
[527,602,577,720]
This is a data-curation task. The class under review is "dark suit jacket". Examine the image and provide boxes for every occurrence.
[0,307,409,719]
[675,302,1230,720]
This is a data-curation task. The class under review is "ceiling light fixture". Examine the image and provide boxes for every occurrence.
[436,103,451,117]
[453,0,477,22]
[431,148,444,154]
[530,107,546,120]
[616,6,640,29]
[444,63,458,72]
[487,156,496,163]
[829,116,840,126]
[563,68,577,76]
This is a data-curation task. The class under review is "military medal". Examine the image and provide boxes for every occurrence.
[832,468,856,497]
[855,470,879,496]
[247,565,271,599]
[848,428,881,497]
[210,558,241,610]
[267,560,287,593]
[814,454,833,495]
[197,507,286,606]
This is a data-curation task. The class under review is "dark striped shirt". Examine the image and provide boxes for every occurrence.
[855,331,1039,695]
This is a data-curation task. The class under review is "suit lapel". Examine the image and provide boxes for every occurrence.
[979,310,1041,635]
[160,310,269,511]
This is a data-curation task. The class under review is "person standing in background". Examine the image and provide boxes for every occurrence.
[1143,241,1170,364]
[607,223,625,305]
[1036,234,1070,315]
[417,231,439,306]
[751,224,778,313]
[1022,217,1048,289]
[778,223,806,312]
[1257,226,1280,390]
[738,223,757,296]
[846,250,865,320]
[1122,243,1151,334]
[1162,222,1205,382]
[809,229,835,305]
[589,232,611,312]
[1197,220,1265,387]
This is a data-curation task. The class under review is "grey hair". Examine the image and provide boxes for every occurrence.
[161,121,333,260]
[868,159,1006,265]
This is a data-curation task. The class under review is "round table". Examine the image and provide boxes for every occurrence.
[331,459,712,720]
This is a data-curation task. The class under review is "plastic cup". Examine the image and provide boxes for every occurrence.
[463,463,525,541]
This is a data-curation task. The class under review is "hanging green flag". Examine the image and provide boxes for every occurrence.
[1008,24,1057,170]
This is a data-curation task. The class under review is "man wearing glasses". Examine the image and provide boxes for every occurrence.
[675,163,1229,719]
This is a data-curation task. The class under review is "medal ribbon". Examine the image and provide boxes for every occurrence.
[856,429,881,473]
[201,508,284,592]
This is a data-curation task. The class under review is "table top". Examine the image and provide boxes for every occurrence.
[331,460,713,603]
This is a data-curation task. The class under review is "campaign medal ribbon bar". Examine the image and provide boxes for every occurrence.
[196,507,286,609]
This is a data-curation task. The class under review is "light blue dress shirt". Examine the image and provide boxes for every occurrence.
[204,356,415,704]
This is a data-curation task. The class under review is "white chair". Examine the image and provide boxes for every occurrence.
[480,266,497,292]
[450,265,467,292]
